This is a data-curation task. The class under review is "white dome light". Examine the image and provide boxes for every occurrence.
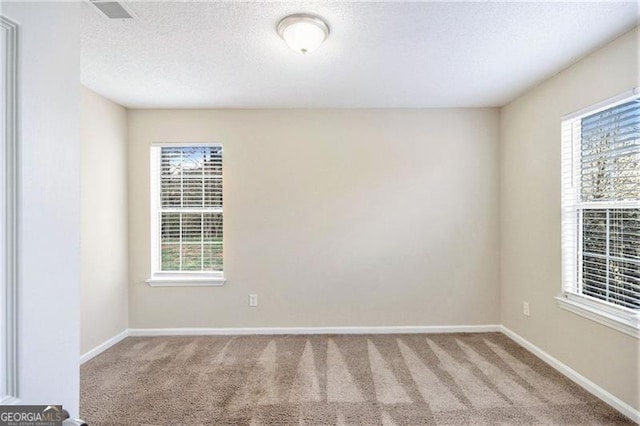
[277,14,329,54]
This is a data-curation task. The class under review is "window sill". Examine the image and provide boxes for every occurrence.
[556,293,639,338]
[146,274,226,287]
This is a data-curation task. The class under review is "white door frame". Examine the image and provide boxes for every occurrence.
[1,15,19,405]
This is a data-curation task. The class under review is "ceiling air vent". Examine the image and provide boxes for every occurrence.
[89,1,135,20]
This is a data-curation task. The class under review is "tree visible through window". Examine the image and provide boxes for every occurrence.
[562,94,639,313]
[150,144,223,276]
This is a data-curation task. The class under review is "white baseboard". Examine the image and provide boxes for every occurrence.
[501,325,640,424]
[127,324,501,336]
[80,325,499,364]
[80,329,129,364]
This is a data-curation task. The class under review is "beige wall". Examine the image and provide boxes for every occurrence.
[81,87,129,354]
[500,27,639,410]
[128,109,500,328]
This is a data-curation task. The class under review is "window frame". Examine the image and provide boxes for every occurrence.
[558,88,640,338]
[146,142,226,287]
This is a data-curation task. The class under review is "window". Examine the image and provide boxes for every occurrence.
[148,143,225,286]
[559,89,639,337]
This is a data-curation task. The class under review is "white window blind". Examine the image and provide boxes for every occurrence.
[561,91,640,322]
[150,144,223,280]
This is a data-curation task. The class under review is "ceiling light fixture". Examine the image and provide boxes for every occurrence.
[277,14,329,54]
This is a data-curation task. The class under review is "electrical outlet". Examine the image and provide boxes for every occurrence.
[249,294,258,307]
[523,301,530,317]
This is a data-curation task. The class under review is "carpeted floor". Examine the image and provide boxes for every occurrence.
[80,333,633,425]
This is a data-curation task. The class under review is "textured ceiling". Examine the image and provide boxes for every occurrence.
[81,1,639,108]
